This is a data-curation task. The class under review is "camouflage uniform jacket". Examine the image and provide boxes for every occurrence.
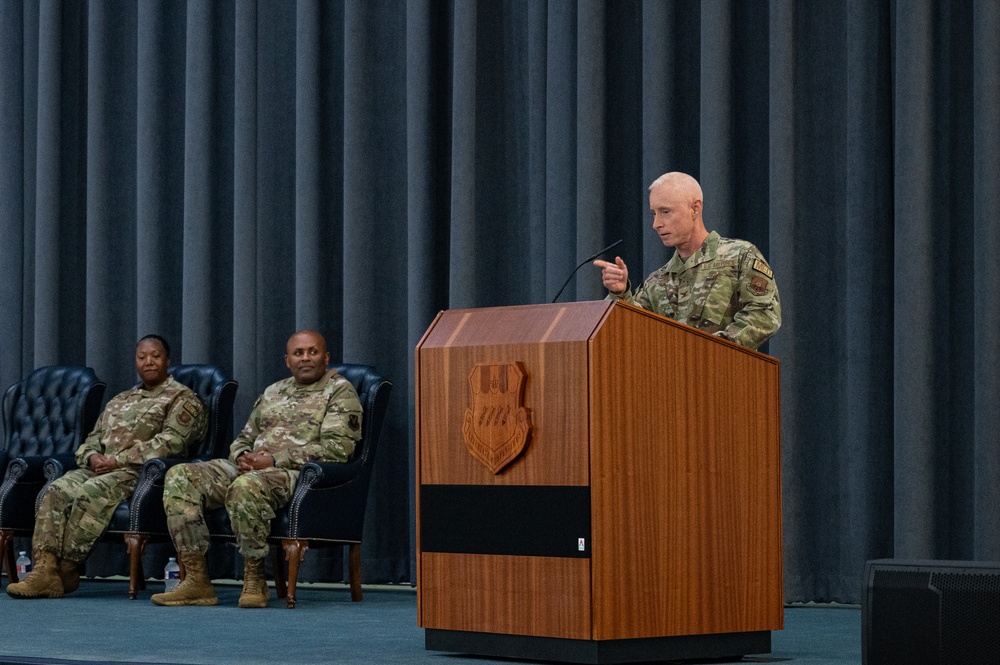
[75,375,208,468]
[610,231,781,350]
[229,369,363,469]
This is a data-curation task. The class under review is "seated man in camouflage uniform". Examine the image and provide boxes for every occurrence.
[151,330,363,608]
[7,334,207,599]
[594,171,781,350]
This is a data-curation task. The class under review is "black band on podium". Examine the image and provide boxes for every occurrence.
[420,484,591,558]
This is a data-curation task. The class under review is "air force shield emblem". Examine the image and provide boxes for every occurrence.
[462,362,532,474]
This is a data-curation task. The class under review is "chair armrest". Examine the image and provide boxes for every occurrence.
[43,454,80,481]
[298,459,361,490]
[139,457,193,485]
[0,457,52,529]
[128,457,194,533]
[280,459,366,542]
[7,457,49,483]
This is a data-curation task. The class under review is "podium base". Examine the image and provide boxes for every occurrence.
[425,628,771,664]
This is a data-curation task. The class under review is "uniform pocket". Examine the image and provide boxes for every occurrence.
[688,272,738,331]
[129,403,166,442]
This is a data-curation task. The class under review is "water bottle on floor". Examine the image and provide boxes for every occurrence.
[164,557,180,591]
[15,551,31,576]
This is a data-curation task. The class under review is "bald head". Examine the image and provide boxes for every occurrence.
[285,330,330,384]
[648,172,704,203]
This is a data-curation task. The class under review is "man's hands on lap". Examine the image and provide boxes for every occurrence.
[237,450,276,474]
[89,453,119,475]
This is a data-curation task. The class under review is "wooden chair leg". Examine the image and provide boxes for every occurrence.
[281,539,308,609]
[348,542,363,602]
[123,533,149,600]
[271,546,287,599]
[0,529,16,584]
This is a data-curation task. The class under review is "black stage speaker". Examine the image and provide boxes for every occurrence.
[863,559,1000,665]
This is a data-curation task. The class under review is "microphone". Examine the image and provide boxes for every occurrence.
[550,239,624,303]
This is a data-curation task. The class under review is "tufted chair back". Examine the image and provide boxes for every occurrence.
[165,365,238,461]
[0,366,106,581]
[328,363,389,480]
[1,366,106,475]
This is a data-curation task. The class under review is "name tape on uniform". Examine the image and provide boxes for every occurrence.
[752,259,773,279]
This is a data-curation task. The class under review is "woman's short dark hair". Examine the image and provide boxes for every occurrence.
[137,334,171,359]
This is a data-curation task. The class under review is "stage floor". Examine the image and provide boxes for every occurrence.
[0,579,860,665]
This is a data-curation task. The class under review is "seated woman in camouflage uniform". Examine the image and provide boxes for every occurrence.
[6,334,207,599]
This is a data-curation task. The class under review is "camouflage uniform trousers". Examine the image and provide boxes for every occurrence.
[163,458,297,559]
[34,467,141,563]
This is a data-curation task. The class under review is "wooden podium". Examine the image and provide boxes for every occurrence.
[415,301,782,664]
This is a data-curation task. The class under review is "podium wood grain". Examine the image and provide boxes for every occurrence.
[415,301,782,644]
[588,304,782,639]
[420,552,592,639]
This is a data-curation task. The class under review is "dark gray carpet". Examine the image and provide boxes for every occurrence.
[0,579,860,664]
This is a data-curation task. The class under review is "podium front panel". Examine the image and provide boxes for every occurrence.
[588,304,783,640]
[416,302,783,653]
[417,302,608,487]
[420,552,592,640]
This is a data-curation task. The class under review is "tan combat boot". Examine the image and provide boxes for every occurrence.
[58,559,81,594]
[6,551,64,599]
[237,557,270,608]
[150,551,218,606]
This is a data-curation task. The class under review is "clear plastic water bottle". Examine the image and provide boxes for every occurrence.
[163,557,180,591]
[15,551,31,576]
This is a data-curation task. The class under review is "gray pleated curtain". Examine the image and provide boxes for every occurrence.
[2,0,1000,603]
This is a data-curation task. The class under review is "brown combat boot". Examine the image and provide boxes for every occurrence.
[58,559,81,594]
[150,551,218,606]
[6,551,64,599]
[237,557,270,608]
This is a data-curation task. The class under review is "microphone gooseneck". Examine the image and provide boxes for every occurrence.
[550,239,624,303]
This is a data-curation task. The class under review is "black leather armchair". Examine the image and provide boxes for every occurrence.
[0,366,106,586]
[204,363,391,608]
[41,364,237,599]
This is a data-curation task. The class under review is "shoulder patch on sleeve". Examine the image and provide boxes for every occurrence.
[348,413,361,432]
[752,259,773,279]
[176,398,201,428]
[749,275,769,296]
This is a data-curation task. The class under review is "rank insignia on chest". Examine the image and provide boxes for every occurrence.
[752,259,773,279]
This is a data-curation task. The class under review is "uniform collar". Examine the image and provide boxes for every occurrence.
[138,374,175,397]
[665,230,720,272]
[288,368,336,392]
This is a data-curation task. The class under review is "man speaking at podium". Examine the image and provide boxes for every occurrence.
[594,172,780,350]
